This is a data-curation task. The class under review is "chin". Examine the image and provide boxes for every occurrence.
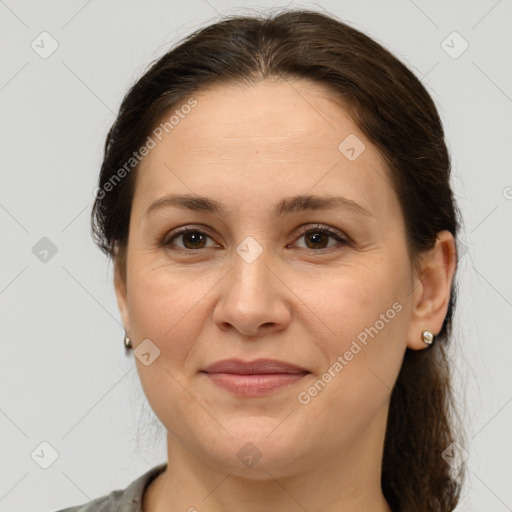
[198,422,309,478]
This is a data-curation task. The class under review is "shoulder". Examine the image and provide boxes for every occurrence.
[53,463,167,512]
[53,495,110,512]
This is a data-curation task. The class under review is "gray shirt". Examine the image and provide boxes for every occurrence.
[54,463,167,512]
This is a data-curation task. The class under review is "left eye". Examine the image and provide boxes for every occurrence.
[291,225,347,251]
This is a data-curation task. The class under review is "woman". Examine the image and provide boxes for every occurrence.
[57,8,466,512]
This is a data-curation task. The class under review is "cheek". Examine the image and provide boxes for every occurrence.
[294,260,408,427]
[127,265,211,434]
[126,260,209,343]
[126,263,211,410]
[303,255,406,344]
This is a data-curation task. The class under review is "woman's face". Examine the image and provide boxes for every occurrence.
[115,79,443,478]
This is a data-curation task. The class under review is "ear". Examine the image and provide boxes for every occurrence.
[406,230,457,350]
[113,259,130,333]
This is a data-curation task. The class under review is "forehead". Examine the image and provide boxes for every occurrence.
[134,79,396,220]
[149,79,362,159]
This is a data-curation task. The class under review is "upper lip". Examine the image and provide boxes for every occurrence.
[202,358,309,375]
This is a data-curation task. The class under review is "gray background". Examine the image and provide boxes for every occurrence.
[1,0,511,510]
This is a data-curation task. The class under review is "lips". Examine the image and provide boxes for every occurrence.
[201,358,308,375]
[200,358,310,397]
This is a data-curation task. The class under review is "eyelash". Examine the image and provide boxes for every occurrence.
[160,224,348,253]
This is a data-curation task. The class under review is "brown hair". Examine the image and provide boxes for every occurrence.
[91,8,466,511]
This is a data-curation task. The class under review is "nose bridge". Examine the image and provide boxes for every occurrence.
[213,233,290,335]
[230,234,273,300]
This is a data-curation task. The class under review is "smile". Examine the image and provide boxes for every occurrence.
[202,372,309,397]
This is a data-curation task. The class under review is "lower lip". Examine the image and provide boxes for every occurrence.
[203,372,309,396]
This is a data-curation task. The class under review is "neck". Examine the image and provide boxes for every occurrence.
[143,406,392,512]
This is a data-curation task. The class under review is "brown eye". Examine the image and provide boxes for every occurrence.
[161,224,348,253]
[163,228,216,251]
[179,231,209,249]
[304,231,331,249]
[292,224,348,251]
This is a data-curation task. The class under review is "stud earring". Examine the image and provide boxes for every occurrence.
[124,331,133,350]
[422,330,434,346]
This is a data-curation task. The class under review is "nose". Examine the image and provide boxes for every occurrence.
[213,246,292,338]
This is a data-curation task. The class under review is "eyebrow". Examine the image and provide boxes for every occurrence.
[144,193,373,218]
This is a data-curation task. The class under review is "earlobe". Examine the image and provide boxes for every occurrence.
[406,230,457,350]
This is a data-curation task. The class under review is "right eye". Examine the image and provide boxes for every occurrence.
[161,227,219,251]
